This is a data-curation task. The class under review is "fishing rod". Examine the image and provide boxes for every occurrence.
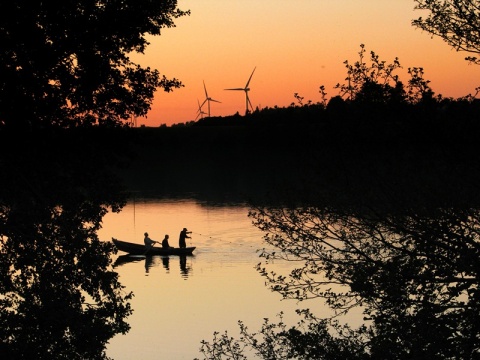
[191,231,212,238]
[190,231,225,242]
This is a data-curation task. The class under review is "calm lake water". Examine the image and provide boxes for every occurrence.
[98,198,357,360]
[99,200,364,360]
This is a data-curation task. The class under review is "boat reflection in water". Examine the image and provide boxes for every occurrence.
[161,256,170,271]
[113,254,144,267]
[113,254,193,278]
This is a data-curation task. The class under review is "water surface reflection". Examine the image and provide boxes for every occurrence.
[100,199,332,360]
[114,254,193,278]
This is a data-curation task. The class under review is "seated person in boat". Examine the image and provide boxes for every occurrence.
[144,232,158,249]
[162,234,173,248]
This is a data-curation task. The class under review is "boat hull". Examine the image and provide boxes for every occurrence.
[112,238,195,256]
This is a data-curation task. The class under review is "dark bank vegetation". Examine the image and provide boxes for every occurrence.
[0,1,189,359]
[125,44,480,212]
[0,128,134,359]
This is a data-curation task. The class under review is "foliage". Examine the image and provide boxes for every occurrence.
[0,129,136,359]
[334,44,440,106]
[406,66,436,103]
[197,205,480,358]
[241,205,480,359]
[196,311,369,360]
[412,0,480,64]
[0,0,189,129]
[334,44,403,103]
[0,1,189,356]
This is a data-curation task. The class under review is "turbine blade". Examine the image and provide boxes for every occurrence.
[245,66,256,87]
[210,98,221,103]
[225,88,244,91]
[248,97,253,110]
[203,80,208,97]
[195,104,204,119]
[246,92,253,111]
[196,99,203,114]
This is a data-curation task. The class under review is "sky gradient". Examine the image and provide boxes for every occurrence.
[132,0,480,126]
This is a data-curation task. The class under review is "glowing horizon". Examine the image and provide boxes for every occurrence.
[131,0,480,127]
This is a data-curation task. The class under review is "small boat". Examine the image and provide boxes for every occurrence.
[112,238,195,256]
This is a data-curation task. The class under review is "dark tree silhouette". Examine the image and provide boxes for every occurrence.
[0,1,189,358]
[196,206,480,359]
[334,44,402,102]
[334,44,437,105]
[413,0,480,64]
[0,129,137,359]
[196,311,369,360]
[0,0,189,129]
[252,205,480,354]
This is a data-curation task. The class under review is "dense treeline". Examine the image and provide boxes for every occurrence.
[133,44,480,208]
[192,44,479,129]
[195,94,480,128]
[121,96,480,210]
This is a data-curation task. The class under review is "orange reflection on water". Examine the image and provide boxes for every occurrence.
[99,199,360,359]
[99,200,282,359]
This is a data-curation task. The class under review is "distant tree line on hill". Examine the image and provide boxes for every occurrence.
[193,44,479,128]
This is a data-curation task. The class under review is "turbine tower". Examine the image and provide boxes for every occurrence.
[225,67,256,115]
[201,81,221,117]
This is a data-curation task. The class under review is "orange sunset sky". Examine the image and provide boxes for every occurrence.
[131,0,480,127]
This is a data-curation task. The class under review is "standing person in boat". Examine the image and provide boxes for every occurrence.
[178,227,192,248]
[144,232,158,250]
[162,234,173,249]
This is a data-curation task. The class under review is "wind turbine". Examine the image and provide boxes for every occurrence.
[201,81,221,117]
[225,67,256,115]
[195,98,207,120]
